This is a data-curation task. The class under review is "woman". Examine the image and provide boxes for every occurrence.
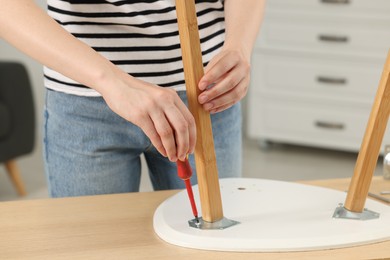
[0,0,264,197]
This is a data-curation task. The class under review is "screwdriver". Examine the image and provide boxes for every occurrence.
[177,156,199,223]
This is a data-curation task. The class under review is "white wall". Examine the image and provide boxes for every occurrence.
[0,0,46,136]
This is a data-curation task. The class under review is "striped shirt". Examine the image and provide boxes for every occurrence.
[45,0,226,96]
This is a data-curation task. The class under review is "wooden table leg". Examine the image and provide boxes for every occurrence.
[5,160,27,197]
[175,0,223,222]
[345,51,390,212]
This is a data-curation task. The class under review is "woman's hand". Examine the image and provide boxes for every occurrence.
[198,0,264,114]
[102,75,196,162]
[197,48,251,114]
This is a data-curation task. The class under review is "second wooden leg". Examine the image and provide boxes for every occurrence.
[5,160,27,196]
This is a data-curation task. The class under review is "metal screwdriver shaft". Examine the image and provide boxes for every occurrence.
[177,157,199,223]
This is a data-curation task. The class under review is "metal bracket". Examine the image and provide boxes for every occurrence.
[188,217,240,230]
[333,203,380,220]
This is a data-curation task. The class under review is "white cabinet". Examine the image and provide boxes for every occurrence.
[247,0,390,152]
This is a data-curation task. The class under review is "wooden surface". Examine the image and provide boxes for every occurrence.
[0,177,389,260]
[345,51,390,212]
[175,0,223,222]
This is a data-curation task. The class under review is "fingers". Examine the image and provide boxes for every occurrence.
[199,54,250,113]
[103,79,196,162]
[142,89,196,162]
[153,105,187,162]
[139,117,168,158]
[199,51,239,91]
[203,51,225,76]
[209,76,249,114]
[199,68,243,107]
[149,109,178,161]
[174,97,197,155]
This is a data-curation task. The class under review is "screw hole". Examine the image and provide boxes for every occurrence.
[237,187,246,191]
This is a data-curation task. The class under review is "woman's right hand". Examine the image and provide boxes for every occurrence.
[101,74,196,162]
[0,1,196,162]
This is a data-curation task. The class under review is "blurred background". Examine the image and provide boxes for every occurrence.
[1,0,389,201]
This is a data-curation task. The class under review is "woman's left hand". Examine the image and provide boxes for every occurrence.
[198,48,251,114]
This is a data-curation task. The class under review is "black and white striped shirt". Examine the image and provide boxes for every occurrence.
[45,0,226,96]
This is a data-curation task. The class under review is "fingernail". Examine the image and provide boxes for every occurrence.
[199,94,208,104]
[204,103,213,110]
[199,81,208,90]
[206,83,216,89]
[210,109,217,114]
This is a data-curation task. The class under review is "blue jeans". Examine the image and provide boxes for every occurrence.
[43,89,242,197]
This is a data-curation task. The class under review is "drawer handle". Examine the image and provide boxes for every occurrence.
[321,0,350,4]
[315,121,345,130]
[317,76,347,85]
[318,35,349,43]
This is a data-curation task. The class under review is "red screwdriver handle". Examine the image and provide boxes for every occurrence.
[177,157,199,221]
[177,157,192,180]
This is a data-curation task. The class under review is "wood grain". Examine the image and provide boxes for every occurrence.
[175,0,223,222]
[0,177,389,259]
[345,51,390,212]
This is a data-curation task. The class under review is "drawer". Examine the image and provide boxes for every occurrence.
[265,0,390,18]
[247,95,373,151]
[257,15,390,58]
[250,52,383,103]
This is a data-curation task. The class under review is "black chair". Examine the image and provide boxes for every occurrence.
[0,62,35,196]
